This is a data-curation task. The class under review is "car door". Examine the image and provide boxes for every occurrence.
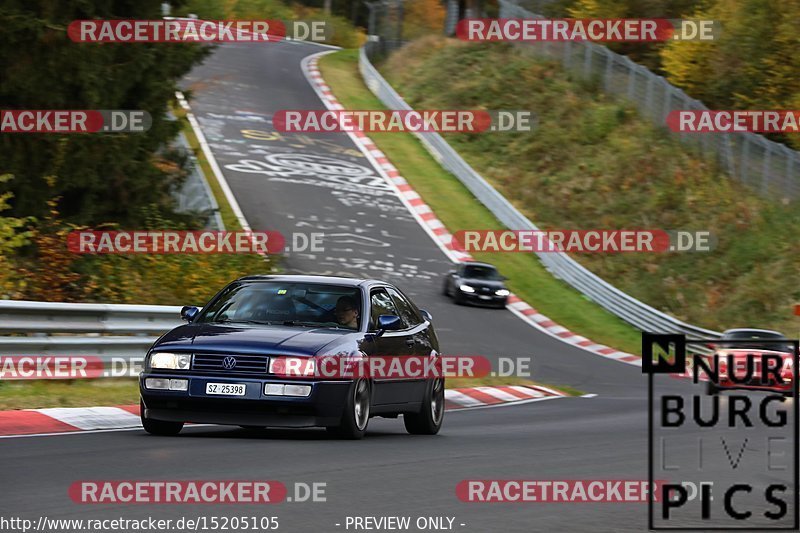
[364,287,415,406]
[387,287,431,401]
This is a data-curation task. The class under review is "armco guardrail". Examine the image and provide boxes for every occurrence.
[0,300,185,367]
[0,300,184,334]
[359,43,721,347]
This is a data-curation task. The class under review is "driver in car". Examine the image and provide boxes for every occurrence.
[334,296,360,329]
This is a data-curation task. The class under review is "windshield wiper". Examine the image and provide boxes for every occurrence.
[282,320,345,329]
[213,319,280,326]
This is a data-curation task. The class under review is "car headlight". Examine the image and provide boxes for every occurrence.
[269,356,316,377]
[149,352,191,370]
[495,289,510,296]
[459,284,475,293]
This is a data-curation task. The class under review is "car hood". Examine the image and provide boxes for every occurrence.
[460,278,506,289]
[153,323,358,356]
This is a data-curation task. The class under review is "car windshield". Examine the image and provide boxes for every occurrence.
[720,331,792,352]
[463,265,502,281]
[198,282,362,330]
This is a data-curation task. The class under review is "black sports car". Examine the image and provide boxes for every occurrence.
[442,262,509,308]
[140,275,443,439]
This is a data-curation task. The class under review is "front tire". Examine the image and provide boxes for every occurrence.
[140,400,183,436]
[404,378,444,435]
[328,379,371,439]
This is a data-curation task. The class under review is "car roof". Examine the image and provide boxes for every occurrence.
[461,261,497,269]
[721,328,787,338]
[234,274,385,289]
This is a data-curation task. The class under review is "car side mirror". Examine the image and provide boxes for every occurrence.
[376,314,403,336]
[181,305,199,322]
[500,275,508,281]
[420,309,433,323]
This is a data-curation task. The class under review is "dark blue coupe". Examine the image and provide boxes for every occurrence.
[139,275,443,439]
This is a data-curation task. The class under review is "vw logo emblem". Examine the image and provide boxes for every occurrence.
[222,356,237,370]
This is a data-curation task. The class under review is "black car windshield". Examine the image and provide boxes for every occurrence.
[199,282,362,330]
[463,265,503,281]
[721,331,792,352]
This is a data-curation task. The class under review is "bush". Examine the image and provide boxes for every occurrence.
[0,175,32,299]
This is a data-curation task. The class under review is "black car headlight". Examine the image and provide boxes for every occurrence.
[495,289,510,296]
[149,352,191,370]
[459,284,476,293]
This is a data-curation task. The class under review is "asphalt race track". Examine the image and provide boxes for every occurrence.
[1,41,794,532]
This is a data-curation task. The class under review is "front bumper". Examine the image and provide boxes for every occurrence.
[458,291,508,307]
[139,373,351,428]
[717,376,793,393]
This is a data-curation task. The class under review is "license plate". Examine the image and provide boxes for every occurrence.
[206,383,246,396]
[479,295,491,300]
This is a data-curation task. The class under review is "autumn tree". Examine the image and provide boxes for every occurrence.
[0,0,208,226]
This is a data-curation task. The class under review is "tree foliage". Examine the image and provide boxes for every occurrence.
[660,0,800,113]
[0,175,32,298]
[566,0,800,149]
[402,0,447,40]
[0,0,209,225]
[566,0,697,72]
[182,0,366,47]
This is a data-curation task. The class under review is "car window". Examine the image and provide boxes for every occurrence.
[388,287,422,328]
[463,265,502,280]
[199,282,361,330]
[369,288,401,330]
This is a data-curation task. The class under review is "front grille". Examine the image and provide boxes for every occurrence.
[477,286,494,294]
[192,353,269,374]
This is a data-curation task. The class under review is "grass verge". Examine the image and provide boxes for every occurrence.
[0,379,139,410]
[318,49,641,354]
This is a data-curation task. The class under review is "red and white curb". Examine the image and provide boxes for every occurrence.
[445,384,563,410]
[0,386,565,437]
[302,52,640,369]
[0,405,142,437]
